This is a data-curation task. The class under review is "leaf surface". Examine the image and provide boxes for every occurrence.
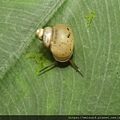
[0,0,120,115]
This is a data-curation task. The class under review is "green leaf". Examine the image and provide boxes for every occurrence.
[0,0,120,115]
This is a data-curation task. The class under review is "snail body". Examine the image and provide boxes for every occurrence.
[36,24,83,76]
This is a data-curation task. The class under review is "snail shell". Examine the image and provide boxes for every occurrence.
[36,24,74,62]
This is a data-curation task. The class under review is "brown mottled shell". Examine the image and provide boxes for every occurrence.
[50,24,74,62]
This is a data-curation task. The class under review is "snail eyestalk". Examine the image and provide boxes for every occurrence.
[69,59,83,77]
[38,61,58,75]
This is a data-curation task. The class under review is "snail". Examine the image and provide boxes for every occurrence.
[36,24,83,76]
